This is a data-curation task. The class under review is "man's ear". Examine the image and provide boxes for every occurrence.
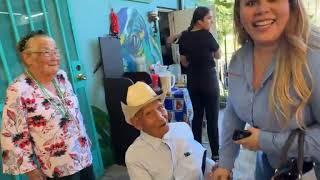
[131,116,143,130]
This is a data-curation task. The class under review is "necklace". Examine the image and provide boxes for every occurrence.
[25,71,70,119]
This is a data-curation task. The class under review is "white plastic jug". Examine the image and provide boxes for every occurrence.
[154,64,168,75]
[168,64,181,82]
[159,72,176,94]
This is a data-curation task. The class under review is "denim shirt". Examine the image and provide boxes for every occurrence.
[219,42,320,170]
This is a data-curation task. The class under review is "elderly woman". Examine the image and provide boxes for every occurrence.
[212,0,320,179]
[1,30,94,180]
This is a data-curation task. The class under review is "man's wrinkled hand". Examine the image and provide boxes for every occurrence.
[210,167,231,180]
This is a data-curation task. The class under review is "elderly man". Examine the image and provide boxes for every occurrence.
[121,81,215,180]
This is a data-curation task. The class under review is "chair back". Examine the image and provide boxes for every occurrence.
[104,77,139,165]
[123,71,152,85]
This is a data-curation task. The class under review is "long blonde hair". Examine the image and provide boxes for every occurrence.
[234,0,318,127]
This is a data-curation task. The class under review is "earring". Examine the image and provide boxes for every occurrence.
[240,26,246,34]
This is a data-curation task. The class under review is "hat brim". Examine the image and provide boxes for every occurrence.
[121,92,166,125]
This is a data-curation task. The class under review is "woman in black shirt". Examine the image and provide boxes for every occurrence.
[178,6,221,160]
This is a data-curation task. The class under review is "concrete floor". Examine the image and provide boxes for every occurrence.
[100,110,317,180]
[101,165,129,180]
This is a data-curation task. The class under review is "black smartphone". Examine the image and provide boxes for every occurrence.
[232,129,252,141]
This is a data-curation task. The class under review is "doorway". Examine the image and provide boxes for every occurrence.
[158,7,175,66]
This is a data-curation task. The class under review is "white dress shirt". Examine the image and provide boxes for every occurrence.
[125,122,215,180]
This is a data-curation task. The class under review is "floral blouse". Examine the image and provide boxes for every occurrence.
[1,70,92,178]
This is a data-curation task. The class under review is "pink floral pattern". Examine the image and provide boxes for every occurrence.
[1,70,92,178]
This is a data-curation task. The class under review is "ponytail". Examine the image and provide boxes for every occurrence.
[187,22,195,32]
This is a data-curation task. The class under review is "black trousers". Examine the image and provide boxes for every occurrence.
[187,69,220,157]
[47,165,95,180]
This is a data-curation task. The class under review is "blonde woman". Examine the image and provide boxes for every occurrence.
[212,0,320,179]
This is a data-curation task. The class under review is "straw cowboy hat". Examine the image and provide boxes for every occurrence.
[121,81,166,125]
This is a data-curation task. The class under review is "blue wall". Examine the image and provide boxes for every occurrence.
[155,0,178,8]
[68,0,196,112]
[68,0,110,111]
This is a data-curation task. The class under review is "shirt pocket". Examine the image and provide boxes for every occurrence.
[175,144,203,180]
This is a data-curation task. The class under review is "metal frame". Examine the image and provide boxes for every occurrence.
[24,0,35,30]
[41,0,52,36]
[0,41,12,83]
[5,0,20,42]
[54,0,74,86]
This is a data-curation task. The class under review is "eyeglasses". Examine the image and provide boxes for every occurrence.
[25,49,60,57]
